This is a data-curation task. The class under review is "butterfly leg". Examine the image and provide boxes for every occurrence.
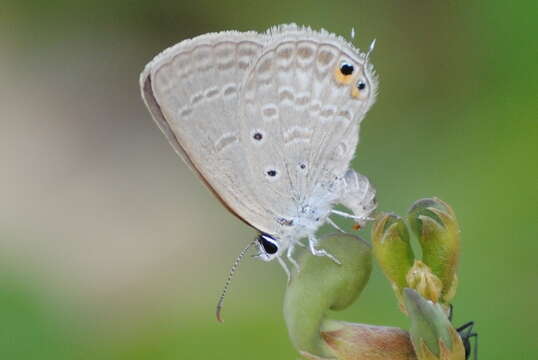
[295,240,306,247]
[308,235,341,265]
[277,256,292,284]
[286,245,300,272]
[326,217,345,233]
[331,209,373,222]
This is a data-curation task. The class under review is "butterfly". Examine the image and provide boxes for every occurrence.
[140,24,378,281]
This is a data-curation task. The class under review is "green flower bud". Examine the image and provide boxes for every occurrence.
[406,260,443,303]
[408,198,460,303]
[283,234,372,358]
[404,288,465,360]
[372,213,415,291]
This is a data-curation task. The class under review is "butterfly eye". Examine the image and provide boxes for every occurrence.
[339,63,354,76]
[357,81,367,90]
[258,234,279,255]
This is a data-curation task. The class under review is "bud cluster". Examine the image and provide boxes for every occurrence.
[372,198,465,360]
[372,197,461,310]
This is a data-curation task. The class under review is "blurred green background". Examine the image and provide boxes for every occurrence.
[1,0,536,359]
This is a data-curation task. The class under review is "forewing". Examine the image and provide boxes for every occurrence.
[140,31,276,230]
[239,26,378,219]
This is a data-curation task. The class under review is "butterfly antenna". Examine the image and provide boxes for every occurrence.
[365,38,376,64]
[216,239,257,323]
[350,27,356,40]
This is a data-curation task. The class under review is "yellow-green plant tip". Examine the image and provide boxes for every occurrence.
[408,198,454,239]
[419,210,460,299]
[372,213,415,291]
[406,260,443,303]
[445,326,466,360]
[408,198,454,228]
[407,198,460,300]
[284,234,372,358]
[418,340,440,360]
[403,288,463,359]
[416,328,466,360]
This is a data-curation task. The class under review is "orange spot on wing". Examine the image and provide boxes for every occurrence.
[334,67,355,85]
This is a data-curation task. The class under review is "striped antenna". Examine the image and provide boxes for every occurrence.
[216,239,257,322]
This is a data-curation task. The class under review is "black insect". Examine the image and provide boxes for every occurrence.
[449,305,478,360]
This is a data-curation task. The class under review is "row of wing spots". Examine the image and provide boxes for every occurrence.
[151,39,283,230]
[282,125,313,145]
[214,132,240,153]
[160,40,261,82]
[238,40,344,216]
[154,40,262,153]
[272,41,342,81]
[176,82,239,119]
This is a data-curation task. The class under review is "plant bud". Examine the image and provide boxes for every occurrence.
[404,289,465,360]
[406,260,443,303]
[372,213,415,291]
[408,198,460,302]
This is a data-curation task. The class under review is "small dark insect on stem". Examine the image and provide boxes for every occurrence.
[449,305,478,360]
[457,321,478,360]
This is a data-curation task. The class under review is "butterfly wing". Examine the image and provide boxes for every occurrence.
[239,25,378,223]
[140,31,280,230]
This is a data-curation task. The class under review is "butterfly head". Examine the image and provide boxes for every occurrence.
[255,233,281,261]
